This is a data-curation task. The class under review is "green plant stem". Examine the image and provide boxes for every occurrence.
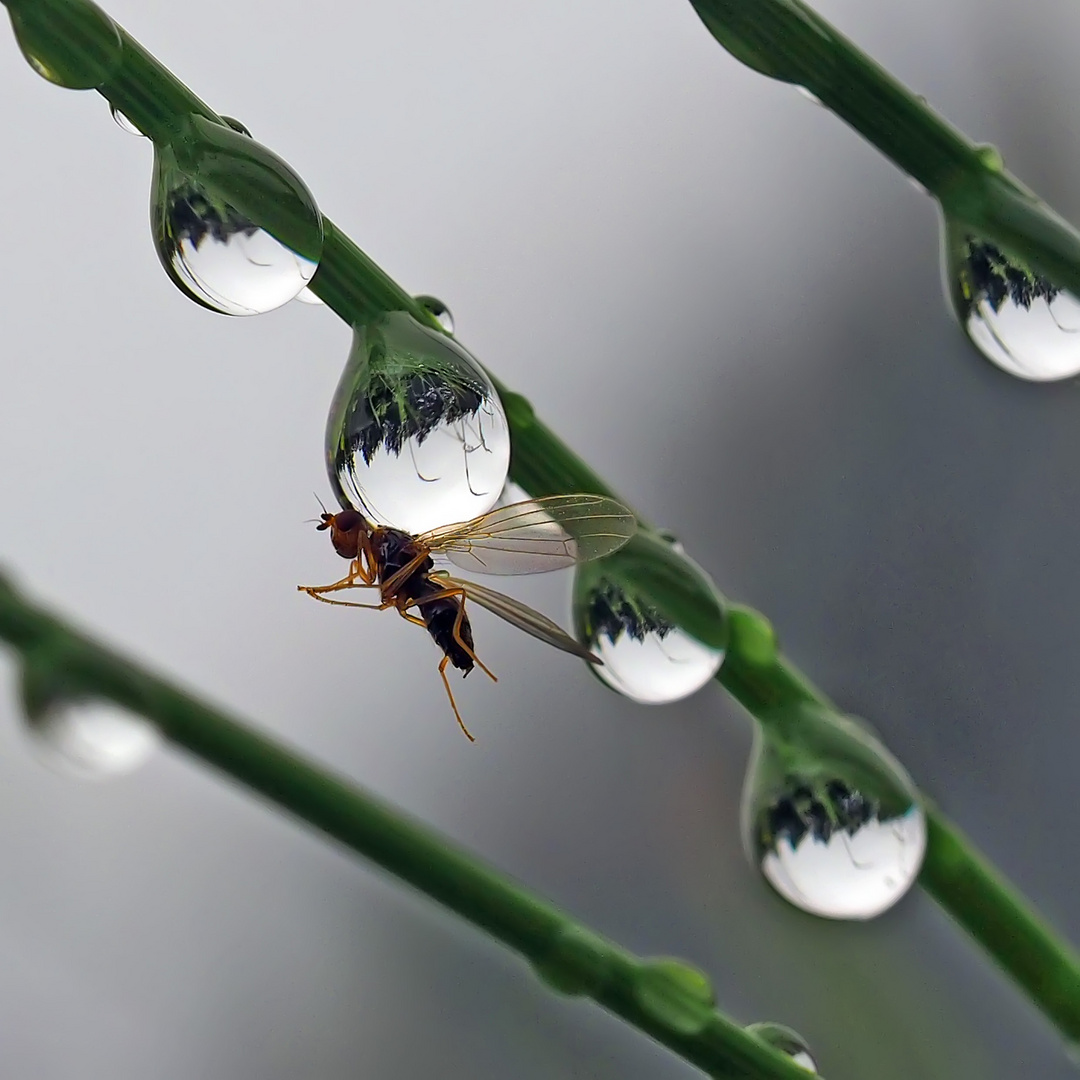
[688,0,1080,295]
[0,572,814,1080]
[6,0,1080,1049]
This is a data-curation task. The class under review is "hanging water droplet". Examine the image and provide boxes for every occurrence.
[7,0,122,89]
[795,86,822,106]
[944,218,1080,380]
[327,311,511,533]
[26,699,159,780]
[742,706,926,919]
[110,104,144,137]
[295,286,325,306]
[152,115,322,316]
[415,295,455,334]
[632,958,715,1036]
[572,541,725,704]
[746,1022,818,1073]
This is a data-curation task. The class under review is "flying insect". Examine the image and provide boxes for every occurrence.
[299,494,636,739]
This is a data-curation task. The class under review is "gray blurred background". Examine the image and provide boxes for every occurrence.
[1,0,1078,1076]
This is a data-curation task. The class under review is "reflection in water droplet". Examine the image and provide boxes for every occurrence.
[754,779,925,919]
[26,699,159,780]
[327,311,511,533]
[415,295,455,334]
[575,576,723,704]
[295,286,325,305]
[153,143,318,316]
[111,105,144,137]
[948,227,1080,380]
[746,1022,818,1073]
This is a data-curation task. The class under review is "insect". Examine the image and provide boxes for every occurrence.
[298,494,636,739]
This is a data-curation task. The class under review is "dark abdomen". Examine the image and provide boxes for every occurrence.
[410,576,475,674]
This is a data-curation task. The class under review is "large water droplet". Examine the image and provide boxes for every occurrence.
[26,699,159,780]
[573,544,724,704]
[152,116,321,316]
[7,0,122,89]
[327,311,511,533]
[746,1022,818,1073]
[945,221,1080,380]
[742,708,926,919]
[415,295,455,334]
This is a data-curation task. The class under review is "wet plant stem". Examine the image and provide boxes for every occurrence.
[0,572,815,1080]
[5,0,1080,1053]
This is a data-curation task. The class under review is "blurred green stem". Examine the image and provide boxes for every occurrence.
[0,572,814,1080]
[5,0,1080,1051]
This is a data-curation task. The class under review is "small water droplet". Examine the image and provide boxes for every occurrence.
[219,116,252,137]
[151,117,321,316]
[974,143,1004,172]
[111,105,144,137]
[574,571,723,704]
[416,294,454,334]
[945,221,1080,380]
[726,605,777,668]
[295,286,325,305]
[742,711,926,919]
[7,0,122,89]
[795,86,822,106]
[327,311,511,532]
[26,699,159,780]
[632,959,715,1036]
[746,1022,818,1073]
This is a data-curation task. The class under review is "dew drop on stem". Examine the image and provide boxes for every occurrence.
[151,116,321,316]
[25,699,159,780]
[742,708,927,919]
[110,104,144,137]
[944,217,1080,380]
[572,545,725,705]
[746,1022,818,1073]
[415,294,455,334]
[326,311,511,533]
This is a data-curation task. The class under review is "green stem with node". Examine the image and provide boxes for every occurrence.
[0,572,818,1080]
[5,0,1080,1052]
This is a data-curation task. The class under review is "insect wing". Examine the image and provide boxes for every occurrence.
[418,494,636,576]
[445,577,600,664]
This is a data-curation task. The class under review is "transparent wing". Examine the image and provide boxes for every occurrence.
[417,494,636,576]
[444,576,600,664]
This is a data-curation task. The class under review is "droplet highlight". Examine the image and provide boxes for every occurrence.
[416,295,455,334]
[573,556,724,705]
[946,222,1080,381]
[111,104,144,136]
[746,1022,818,1073]
[151,116,322,316]
[327,311,511,533]
[632,959,716,1036]
[742,707,927,919]
[295,286,325,306]
[26,698,159,780]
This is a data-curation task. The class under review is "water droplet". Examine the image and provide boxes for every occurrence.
[726,605,777,668]
[573,551,724,704]
[152,115,322,316]
[974,143,1004,172]
[7,0,122,89]
[746,1022,818,1072]
[327,311,511,533]
[416,295,454,334]
[26,699,159,780]
[796,86,821,106]
[295,286,325,305]
[632,959,715,1036]
[742,708,926,919]
[111,105,144,137]
[945,220,1080,380]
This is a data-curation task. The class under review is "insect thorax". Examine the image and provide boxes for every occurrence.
[374,527,433,583]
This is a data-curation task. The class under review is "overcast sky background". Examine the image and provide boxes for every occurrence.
[2,0,1080,1077]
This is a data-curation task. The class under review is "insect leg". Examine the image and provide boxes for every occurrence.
[412,586,497,684]
[438,655,475,742]
[380,552,438,601]
[298,587,389,611]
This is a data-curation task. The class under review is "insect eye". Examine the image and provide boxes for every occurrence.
[335,510,365,533]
